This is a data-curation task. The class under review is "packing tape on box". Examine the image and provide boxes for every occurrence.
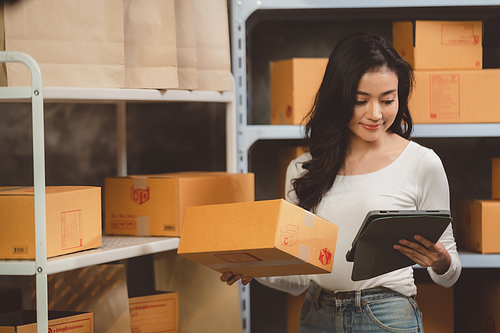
[298,244,311,262]
[303,211,315,228]
[134,177,148,189]
[136,216,150,236]
[207,258,306,270]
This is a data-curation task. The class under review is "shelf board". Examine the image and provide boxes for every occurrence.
[0,235,179,276]
[0,87,234,104]
[241,124,500,150]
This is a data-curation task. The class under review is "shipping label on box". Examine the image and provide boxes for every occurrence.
[178,199,338,277]
[0,186,102,259]
[0,311,94,333]
[393,20,482,70]
[105,172,254,237]
[270,58,328,125]
[129,292,179,333]
[409,69,500,124]
[457,199,500,253]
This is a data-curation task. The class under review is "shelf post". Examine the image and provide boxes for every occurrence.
[116,101,127,176]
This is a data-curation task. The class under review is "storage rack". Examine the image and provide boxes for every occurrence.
[0,51,238,333]
[230,1,500,332]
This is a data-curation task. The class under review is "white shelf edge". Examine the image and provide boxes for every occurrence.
[0,235,179,276]
[242,123,500,150]
[0,87,234,103]
[236,0,500,21]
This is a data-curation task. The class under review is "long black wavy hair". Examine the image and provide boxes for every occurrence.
[292,32,414,213]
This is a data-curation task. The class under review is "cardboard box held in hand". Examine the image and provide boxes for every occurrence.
[177,199,338,277]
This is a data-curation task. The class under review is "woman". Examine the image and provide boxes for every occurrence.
[222,32,461,332]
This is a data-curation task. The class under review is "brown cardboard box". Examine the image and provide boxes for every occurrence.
[463,279,500,332]
[278,146,306,199]
[129,292,179,333]
[0,310,94,333]
[409,69,500,123]
[416,283,454,333]
[105,172,254,237]
[457,199,500,253]
[270,58,328,125]
[0,186,102,259]
[178,199,338,277]
[492,158,500,199]
[393,21,482,70]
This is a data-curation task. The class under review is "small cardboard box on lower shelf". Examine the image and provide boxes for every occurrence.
[0,310,94,333]
[416,283,454,333]
[457,199,500,253]
[129,292,179,333]
[178,199,339,277]
[492,158,500,199]
[104,172,254,237]
[0,186,102,259]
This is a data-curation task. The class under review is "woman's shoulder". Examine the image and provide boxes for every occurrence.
[406,141,444,169]
[286,151,312,176]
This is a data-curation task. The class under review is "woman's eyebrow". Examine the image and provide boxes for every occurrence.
[356,89,397,96]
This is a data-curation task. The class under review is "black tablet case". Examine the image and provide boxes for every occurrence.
[346,210,452,281]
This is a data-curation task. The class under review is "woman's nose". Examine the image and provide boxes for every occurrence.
[366,102,382,121]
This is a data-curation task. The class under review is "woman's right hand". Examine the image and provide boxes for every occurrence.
[220,271,252,286]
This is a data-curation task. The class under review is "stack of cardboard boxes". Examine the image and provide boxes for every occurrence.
[393,20,500,123]
[0,171,258,333]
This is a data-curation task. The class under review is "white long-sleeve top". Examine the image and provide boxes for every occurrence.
[257,141,461,296]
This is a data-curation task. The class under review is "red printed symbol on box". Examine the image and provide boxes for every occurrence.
[131,186,150,205]
[280,225,299,247]
[319,248,332,266]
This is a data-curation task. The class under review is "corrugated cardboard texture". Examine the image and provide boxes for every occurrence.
[457,199,500,253]
[105,172,254,237]
[0,186,102,259]
[38,265,131,333]
[0,311,94,333]
[129,292,179,333]
[178,199,338,277]
[416,283,454,333]
[393,20,482,70]
[154,251,242,333]
[270,58,328,125]
[409,69,500,124]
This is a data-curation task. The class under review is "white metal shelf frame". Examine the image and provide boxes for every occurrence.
[230,2,500,332]
[0,51,239,333]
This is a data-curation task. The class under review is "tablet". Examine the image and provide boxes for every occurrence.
[346,210,452,281]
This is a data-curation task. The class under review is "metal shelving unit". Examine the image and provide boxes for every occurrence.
[0,51,238,333]
[230,1,500,332]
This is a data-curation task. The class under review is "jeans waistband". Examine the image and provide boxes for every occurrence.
[306,280,408,308]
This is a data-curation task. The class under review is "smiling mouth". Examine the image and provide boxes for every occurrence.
[361,123,383,130]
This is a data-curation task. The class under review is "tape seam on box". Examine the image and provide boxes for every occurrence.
[207,258,306,270]
[134,177,148,189]
[303,211,315,228]
[298,244,311,262]
[136,216,150,236]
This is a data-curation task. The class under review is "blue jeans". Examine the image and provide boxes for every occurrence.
[298,281,423,333]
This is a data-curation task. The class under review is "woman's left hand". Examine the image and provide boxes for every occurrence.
[394,234,451,275]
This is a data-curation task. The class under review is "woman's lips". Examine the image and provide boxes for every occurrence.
[361,123,383,130]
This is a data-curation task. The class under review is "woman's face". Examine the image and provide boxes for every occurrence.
[348,66,399,144]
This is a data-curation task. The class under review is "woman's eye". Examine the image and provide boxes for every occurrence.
[355,100,367,106]
[382,99,396,105]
